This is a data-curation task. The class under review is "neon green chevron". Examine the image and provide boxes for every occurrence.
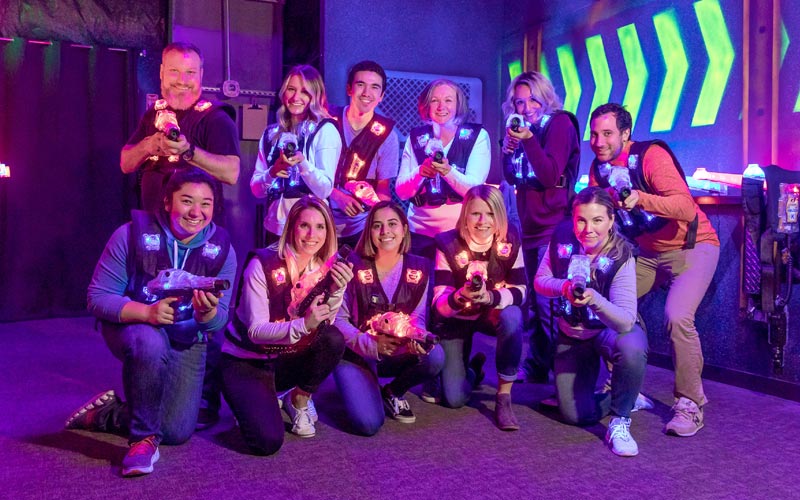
[651,9,688,132]
[617,23,648,133]
[584,35,613,140]
[540,53,550,82]
[557,44,581,114]
[692,0,734,127]
[508,59,522,81]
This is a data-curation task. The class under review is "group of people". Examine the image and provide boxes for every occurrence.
[65,41,719,476]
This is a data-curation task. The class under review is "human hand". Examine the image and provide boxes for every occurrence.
[160,133,189,156]
[331,188,364,216]
[192,290,221,322]
[303,294,335,331]
[328,261,354,292]
[419,157,437,178]
[620,189,640,210]
[376,334,404,357]
[431,156,452,176]
[502,133,519,154]
[507,126,533,141]
[147,297,179,325]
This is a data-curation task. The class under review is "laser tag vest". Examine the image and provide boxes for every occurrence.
[226,248,317,355]
[263,118,337,203]
[125,210,231,344]
[332,108,395,188]
[409,123,482,207]
[548,220,626,329]
[507,110,580,192]
[434,227,522,295]
[349,253,428,331]
[590,140,698,248]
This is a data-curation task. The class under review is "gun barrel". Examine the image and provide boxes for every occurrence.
[468,274,483,292]
[164,124,181,142]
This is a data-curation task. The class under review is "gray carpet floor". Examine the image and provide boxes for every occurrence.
[1,317,798,500]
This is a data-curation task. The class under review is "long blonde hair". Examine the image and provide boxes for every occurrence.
[501,71,562,122]
[275,65,331,135]
[457,185,509,244]
[277,196,338,282]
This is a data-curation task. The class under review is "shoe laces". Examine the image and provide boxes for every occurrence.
[609,418,632,441]
[293,405,313,426]
[128,436,157,456]
[395,397,410,412]
[671,398,699,421]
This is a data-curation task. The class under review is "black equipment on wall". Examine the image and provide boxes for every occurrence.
[741,164,800,373]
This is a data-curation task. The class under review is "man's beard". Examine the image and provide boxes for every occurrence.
[163,85,200,110]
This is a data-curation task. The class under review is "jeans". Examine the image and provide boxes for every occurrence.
[200,327,224,413]
[636,243,719,406]
[522,245,557,377]
[333,345,445,436]
[101,322,206,445]
[554,326,648,426]
[438,306,524,408]
[220,324,345,455]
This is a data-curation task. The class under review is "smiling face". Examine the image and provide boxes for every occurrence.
[369,206,405,256]
[513,83,543,124]
[590,112,630,164]
[160,49,203,110]
[465,198,496,244]
[573,202,614,255]
[347,70,384,116]
[282,74,312,123]
[291,208,328,259]
[165,182,214,243]
[428,83,459,126]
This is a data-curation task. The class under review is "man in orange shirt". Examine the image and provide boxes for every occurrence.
[588,103,719,437]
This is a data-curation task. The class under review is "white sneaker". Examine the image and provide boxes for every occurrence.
[281,392,316,438]
[606,417,639,457]
[665,397,704,437]
[278,391,317,422]
[631,393,654,412]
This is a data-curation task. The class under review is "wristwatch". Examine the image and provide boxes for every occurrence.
[182,143,196,162]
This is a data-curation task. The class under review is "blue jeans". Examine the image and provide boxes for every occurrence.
[220,324,345,455]
[554,326,648,425]
[101,322,206,445]
[333,345,445,436]
[438,306,524,408]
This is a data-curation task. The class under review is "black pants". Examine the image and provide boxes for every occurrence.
[220,324,345,455]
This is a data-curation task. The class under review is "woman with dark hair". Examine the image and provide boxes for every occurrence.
[67,167,237,476]
[332,201,444,435]
[534,186,648,457]
[221,195,353,455]
[251,65,342,243]
[430,185,526,431]
[395,79,490,260]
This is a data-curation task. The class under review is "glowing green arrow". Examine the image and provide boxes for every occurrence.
[651,9,688,132]
[508,59,522,81]
[557,44,581,115]
[584,35,613,140]
[617,23,648,134]
[781,19,789,66]
[692,0,734,127]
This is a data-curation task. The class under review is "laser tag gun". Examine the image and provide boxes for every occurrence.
[344,180,381,208]
[266,132,301,203]
[607,165,658,238]
[740,163,800,373]
[424,138,446,204]
[454,261,489,313]
[366,311,439,352]
[145,269,230,323]
[287,245,352,330]
[155,108,181,142]
[567,254,591,299]
[277,132,299,159]
[505,113,530,133]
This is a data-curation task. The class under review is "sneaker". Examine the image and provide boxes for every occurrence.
[631,393,654,413]
[282,392,316,438]
[121,435,160,477]
[606,417,638,457]
[468,352,487,388]
[195,408,220,431]
[495,393,520,431]
[278,392,318,422]
[65,390,118,430]
[420,377,441,404]
[382,386,416,424]
[665,397,704,437]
